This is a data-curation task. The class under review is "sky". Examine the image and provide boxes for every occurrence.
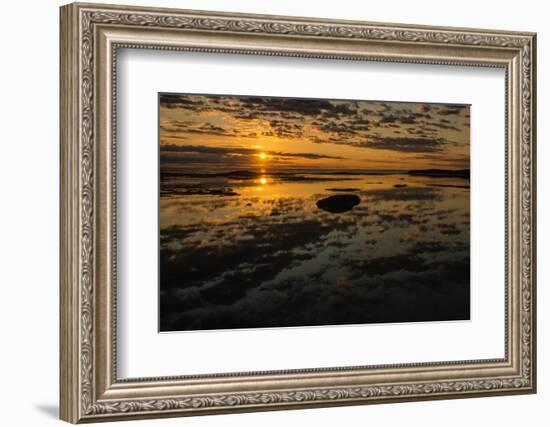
[159,93,470,172]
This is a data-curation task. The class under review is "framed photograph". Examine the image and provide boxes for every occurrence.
[158,93,472,332]
[60,2,536,423]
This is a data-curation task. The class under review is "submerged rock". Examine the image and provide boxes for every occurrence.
[316,194,360,213]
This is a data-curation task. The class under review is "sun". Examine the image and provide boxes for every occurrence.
[258,152,267,160]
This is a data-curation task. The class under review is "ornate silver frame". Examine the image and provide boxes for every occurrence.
[60,2,536,423]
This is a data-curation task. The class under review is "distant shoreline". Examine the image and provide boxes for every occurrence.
[407,169,469,178]
[161,168,470,179]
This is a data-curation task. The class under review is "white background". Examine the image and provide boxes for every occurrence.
[118,50,504,377]
[0,0,546,426]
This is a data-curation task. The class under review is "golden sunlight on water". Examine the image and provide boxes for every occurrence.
[157,93,471,331]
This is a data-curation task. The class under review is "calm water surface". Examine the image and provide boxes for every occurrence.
[159,171,470,331]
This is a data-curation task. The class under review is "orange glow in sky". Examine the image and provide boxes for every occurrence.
[159,93,470,172]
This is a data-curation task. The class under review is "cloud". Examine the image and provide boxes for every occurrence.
[159,93,469,166]
[439,105,468,115]
[237,96,347,117]
[365,186,444,202]
[429,121,461,131]
[399,114,417,124]
[161,120,233,136]
[380,114,398,124]
[407,154,469,164]
[365,136,446,153]
[160,94,207,109]
[160,144,345,161]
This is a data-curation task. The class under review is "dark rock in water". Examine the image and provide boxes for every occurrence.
[393,184,408,188]
[316,194,360,213]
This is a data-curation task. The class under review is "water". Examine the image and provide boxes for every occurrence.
[159,170,470,331]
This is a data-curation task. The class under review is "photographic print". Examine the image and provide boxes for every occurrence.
[159,93,470,332]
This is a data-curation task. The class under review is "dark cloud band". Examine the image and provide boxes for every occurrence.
[160,144,345,161]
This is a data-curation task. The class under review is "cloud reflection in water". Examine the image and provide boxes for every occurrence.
[159,172,469,331]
